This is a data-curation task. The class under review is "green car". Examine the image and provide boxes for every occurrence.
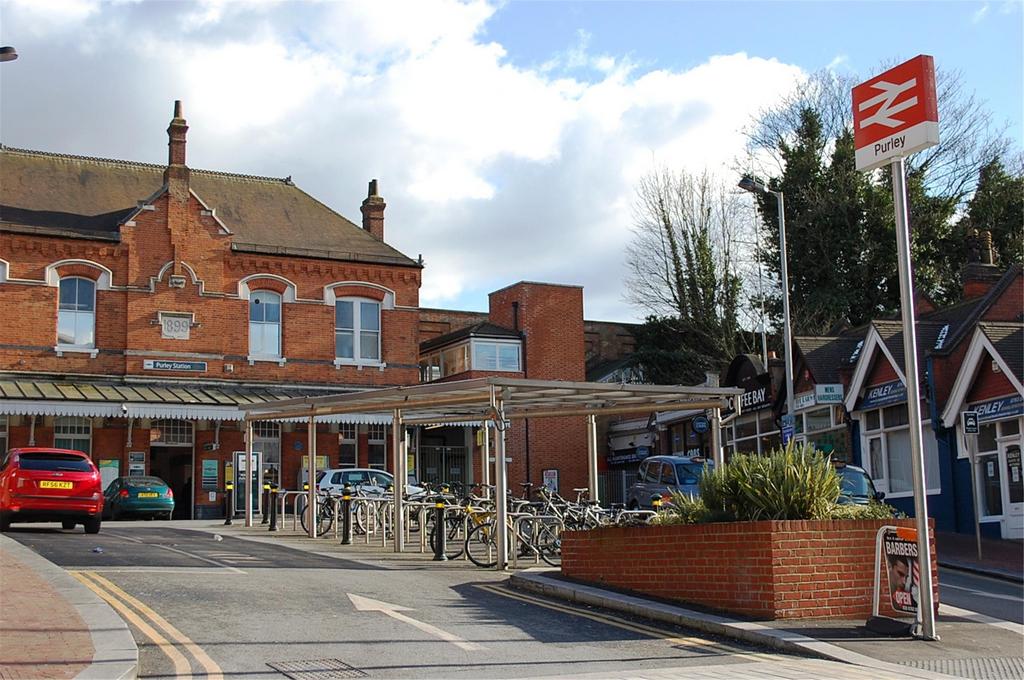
[103,476,175,520]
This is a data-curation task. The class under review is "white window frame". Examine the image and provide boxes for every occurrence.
[974,416,1024,521]
[56,276,98,357]
[859,404,941,498]
[253,421,281,483]
[367,424,386,470]
[334,298,382,368]
[54,416,91,456]
[248,290,284,364]
[150,419,194,447]
[339,423,357,468]
[470,339,522,372]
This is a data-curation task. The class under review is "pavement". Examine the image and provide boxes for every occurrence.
[0,534,137,680]
[936,531,1023,583]
[0,518,1020,680]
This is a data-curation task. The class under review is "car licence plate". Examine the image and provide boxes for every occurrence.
[40,480,73,489]
[137,492,159,498]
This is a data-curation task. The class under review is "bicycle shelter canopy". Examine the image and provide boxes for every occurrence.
[240,377,744,568]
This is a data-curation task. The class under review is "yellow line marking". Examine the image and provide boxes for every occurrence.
[83,571,225,680]
[477,583,778,662]
[72,571,193,679]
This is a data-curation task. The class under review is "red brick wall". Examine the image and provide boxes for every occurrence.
[561,519,939,620]
[967,355,1016,404]
[486,283,589,492]
[981,270,1022,321]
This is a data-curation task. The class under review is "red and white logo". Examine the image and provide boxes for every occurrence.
[852,55,939,172]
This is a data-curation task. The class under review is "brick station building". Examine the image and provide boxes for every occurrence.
[0,102,427,518]
[0,102,637,518]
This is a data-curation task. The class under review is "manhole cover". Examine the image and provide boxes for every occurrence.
[901,657,1024,680]
[268,659,368,679]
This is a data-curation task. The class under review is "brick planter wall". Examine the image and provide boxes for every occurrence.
[560,519,938,619]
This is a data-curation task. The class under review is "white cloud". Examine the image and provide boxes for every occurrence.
[0,0,805,322]
[972,2,990,23]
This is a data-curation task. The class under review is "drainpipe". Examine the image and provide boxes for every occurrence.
[126,418,135,449]
[29,415,36,446]
[512,301,531,488]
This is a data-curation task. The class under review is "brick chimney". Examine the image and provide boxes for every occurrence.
[963,229,1001,299]
[360,179,386,241]
[164,100,189,201]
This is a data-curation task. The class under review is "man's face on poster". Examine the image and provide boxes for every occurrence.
[889,557,909,593]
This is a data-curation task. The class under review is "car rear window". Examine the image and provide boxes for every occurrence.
[839,467,873,497]
[674,463,707,482]
[125,477,165,487]
[19,453,93,472]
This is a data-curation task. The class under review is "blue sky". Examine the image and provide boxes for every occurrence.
[1,1,1020,324]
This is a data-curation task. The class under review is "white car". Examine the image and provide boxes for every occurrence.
[316,468,424,497]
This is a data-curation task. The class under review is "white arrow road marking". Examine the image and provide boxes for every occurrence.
[347,593,485,651]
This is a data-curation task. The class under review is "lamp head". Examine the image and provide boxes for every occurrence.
[738,174,767,195]
[0,46,17,63]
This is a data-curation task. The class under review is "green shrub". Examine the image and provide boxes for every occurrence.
[826,501,901,520]
[698,442,841,521]
[655,490,712,525]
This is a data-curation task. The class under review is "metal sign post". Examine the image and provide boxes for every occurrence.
[961,411,983,561]
[854,54,940,642]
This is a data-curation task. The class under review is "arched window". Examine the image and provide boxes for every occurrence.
[249,290,281,357]
[335,299,380,362]
[57,277,96,347]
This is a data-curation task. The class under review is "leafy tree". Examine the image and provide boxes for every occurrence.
[959,156,1024,266]
[747,67,1015,325]
[624,169,748,382]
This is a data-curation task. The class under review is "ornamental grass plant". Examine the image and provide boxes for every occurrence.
[651,443,898,526]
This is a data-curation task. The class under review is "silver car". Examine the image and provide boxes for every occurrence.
[626,455,712,509]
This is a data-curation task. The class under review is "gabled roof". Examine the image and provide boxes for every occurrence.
[420,322,520,353]
[794,333,866,384]
[0,146,419,267]
[981,323,1023,384]
[871,320,947,374]
[939,322,1024,428]
[928,264,1023,355]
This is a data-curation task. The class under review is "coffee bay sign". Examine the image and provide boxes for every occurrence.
[853,55,939,172]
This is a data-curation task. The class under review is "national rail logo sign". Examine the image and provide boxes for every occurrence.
[852,55,939,172]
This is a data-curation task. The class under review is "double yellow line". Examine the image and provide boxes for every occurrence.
[72,571,223,679]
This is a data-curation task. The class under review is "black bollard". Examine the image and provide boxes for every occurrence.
[341,484,353,545]
[268,484,279,532]
[224,483,234,526]
[261,482,270,524]
[433,498,447,561]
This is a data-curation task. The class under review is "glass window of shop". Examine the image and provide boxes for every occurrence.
[975,417,1024,518]
[727,409,779,457]
[860,403,940,497]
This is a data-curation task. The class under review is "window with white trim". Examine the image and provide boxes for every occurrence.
[151,419,193,446]
[339,423,357,468]
[471,340,521,371]
[335,299,380,363]
[974,417,1024,518]
[253,421,281,485]
[57,277,96,348]
[860,404,940,497]
[367,424,386,470]
[54,416,91,456]
[249,290,282,358]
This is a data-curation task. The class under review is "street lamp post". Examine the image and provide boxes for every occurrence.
[739,175,796,429]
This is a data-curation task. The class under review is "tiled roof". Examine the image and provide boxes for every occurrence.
[929,265,1023,355]
[872,320,947,373]
[420,322,520,352]
[980,323,1023,384]
[0,146,419,267]
[794,333,866,384]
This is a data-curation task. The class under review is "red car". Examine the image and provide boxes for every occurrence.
[0,448,104,533]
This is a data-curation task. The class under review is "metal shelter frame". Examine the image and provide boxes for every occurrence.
[240,376,743,569]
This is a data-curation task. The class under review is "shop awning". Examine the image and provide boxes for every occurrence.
[0,377,392,424]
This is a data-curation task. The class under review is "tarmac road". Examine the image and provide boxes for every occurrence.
[6,523,788,679]
[938,567,1024,624]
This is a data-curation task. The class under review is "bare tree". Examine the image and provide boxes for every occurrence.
[624,168,748,374]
